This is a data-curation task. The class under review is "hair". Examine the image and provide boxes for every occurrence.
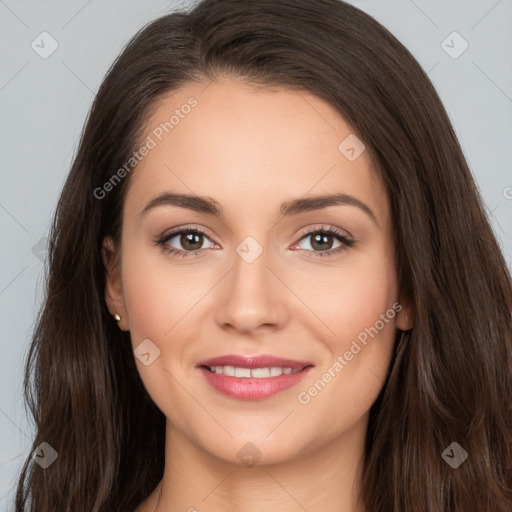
[14,0,512,510]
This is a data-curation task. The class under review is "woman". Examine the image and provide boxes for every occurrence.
[15,0,512,510]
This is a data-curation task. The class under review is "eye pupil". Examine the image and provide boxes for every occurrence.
[182,232,203,250]
[311,233,333,251]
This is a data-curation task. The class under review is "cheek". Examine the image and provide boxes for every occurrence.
[304,238,399,347]
[122,271,169,342]
[119,245,198,423]
[120,240,190,340]
[295,244,399,423]
[334,244,398,371]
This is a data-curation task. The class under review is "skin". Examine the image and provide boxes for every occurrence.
[103,75,413,512]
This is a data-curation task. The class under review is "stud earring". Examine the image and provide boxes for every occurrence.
[114,313,121,322]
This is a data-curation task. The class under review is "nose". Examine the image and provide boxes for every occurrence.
[214,244,289,335]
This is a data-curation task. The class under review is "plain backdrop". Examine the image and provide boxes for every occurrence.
[1,0,511,509]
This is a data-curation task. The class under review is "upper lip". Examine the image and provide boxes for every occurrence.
[197,354,313,370]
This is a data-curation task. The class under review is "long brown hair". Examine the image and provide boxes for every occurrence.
[15,0,512,510]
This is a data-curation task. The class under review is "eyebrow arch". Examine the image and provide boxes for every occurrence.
[280,193,379,228]
[141,193,222,217]
[140,192,379,228]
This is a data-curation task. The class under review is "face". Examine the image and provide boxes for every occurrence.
[104,75,408,466]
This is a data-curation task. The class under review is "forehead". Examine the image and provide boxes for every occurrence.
[123,76,389,227]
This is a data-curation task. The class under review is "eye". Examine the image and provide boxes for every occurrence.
[155,226,216,258]
[155,224,355,259]
[291,225,355,258]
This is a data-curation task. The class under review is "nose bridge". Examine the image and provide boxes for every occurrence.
[215,233,287,331]
[234,238,271,290]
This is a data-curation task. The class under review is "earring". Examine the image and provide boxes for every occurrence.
[114,313,121,322]
[405,314,408,325]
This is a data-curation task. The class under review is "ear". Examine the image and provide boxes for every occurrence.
[395,294,415,331]
[102,236,129,331]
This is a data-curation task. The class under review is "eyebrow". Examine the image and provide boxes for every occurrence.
[140,192,379,227]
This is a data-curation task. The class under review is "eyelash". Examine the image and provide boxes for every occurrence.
[155,224,355,259]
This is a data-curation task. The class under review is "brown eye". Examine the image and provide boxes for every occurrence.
[156,227,216,258]
[292,226,355,259]
[310,232,336,251]
[179,232,204,251]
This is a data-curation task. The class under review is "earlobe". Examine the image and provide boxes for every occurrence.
[401,312,413,331]
[102,236,129,331]
[396,296,415,331]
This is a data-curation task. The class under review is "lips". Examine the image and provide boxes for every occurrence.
[196,354,314,400]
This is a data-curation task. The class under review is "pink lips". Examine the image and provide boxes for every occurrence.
[197,354,314,400]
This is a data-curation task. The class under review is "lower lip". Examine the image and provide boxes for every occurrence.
[198,366,313,400]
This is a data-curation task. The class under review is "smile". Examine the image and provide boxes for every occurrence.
[196,354,314,400]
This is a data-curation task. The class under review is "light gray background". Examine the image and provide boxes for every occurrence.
[1,0,511,509]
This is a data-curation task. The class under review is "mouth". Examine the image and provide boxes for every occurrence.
[196,354,314,400]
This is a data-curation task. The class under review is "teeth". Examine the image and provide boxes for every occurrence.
[222,365,235,376]
[234,367,251,378]
[207,365,302,378]
[270,367,282,377]
[251,367,272,378]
